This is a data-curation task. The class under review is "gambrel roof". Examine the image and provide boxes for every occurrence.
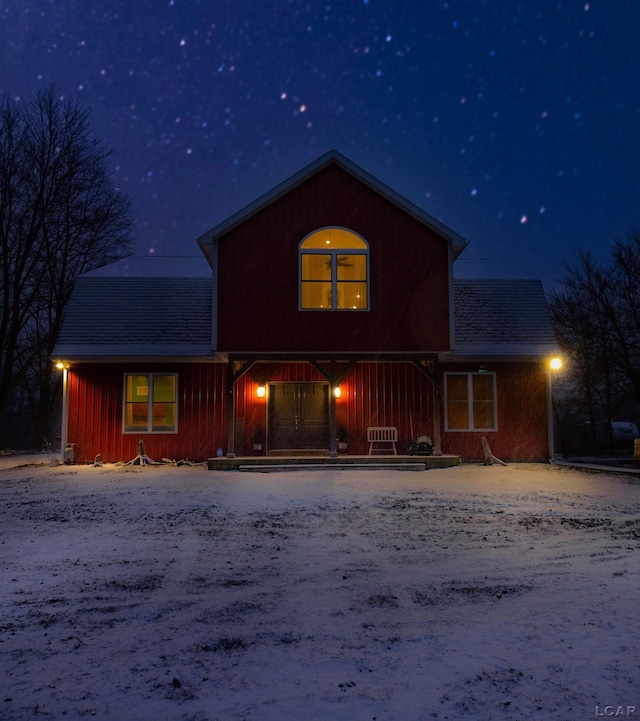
[451,279,557,359]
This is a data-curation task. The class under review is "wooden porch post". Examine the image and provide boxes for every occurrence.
[225,356,258,459]
[307,358,357,457]
[432,376,443,456]
[329,388,338,457]
[411,356,443,456]
[226,369,236,458]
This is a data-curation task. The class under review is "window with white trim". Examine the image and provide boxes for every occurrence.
[299,227,369,310]
[124,373,177,433]
[445,372,497,431]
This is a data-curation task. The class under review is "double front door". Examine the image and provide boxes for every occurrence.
[268,382,329,451]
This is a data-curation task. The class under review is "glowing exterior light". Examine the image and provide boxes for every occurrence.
[549,357,563,371]
[333,385,341,399]
[257,384,266,398]
[55,361,69,370]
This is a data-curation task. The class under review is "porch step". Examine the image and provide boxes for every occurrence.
[206,454,461,471]
[239,462,427,473]
[267,449,330,457]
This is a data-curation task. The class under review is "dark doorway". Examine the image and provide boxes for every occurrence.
[268,382,329,452]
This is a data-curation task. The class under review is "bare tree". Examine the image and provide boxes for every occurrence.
[0,87,133,447]
[550,231,640,455]
[550,255,611,453]
[607,230,640,404]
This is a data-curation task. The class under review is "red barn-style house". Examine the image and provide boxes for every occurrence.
[53,151,560,466]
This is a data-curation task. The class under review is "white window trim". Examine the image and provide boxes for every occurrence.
[123,372,179,434]
[298,226,370,311]
[444,371,497,432]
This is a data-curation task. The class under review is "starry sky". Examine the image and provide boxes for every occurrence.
[2,1,638,288]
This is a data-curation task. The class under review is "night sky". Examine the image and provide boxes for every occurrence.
[2,1,638,288]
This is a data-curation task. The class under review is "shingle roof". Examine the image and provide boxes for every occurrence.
[54,262,557,362]
[452,279,557,358]
[53,275,213,360]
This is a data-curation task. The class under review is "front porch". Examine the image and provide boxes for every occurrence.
[228,353,443,459]
[207,453,461,471]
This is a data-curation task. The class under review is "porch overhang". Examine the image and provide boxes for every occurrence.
[223,351,444,458]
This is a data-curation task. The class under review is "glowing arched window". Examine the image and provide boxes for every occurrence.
[299,227,369,310]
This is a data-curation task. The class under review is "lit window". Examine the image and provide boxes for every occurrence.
[445,372,496,431]
[124,373,177,433]
[299,227,369,310]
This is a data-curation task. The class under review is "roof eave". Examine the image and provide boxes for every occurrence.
[197,150,470,256]
[52,345,225,363]
[444,344,560,362]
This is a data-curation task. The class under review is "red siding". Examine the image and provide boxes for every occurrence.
[440,362,550,461]
[216,164,451,353]
[236,361,434,455]
[65,360,549,463]
[236,361,548,459]
[339,362,434,455]
[66,363,227,463]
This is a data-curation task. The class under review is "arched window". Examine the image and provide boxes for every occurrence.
[299,227,369,310]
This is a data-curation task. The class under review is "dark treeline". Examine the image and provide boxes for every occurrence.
[549,229,640,456]
[0,87,133,450]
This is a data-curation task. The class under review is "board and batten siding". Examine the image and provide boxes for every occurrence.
[216,163,452,354]
[235,361,435,456]
[66,363,227,463]
[64,360,549,462]
[440,362,550,461]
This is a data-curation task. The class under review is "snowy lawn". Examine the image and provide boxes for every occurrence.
[0,460,638,721]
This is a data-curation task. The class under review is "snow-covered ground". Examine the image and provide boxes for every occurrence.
[1,458,638,720]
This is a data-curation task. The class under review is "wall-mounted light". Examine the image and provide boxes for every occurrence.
[257,384,266,398]
[55,361,69,370]
[547,356,564,460]
[333,385,341,399]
